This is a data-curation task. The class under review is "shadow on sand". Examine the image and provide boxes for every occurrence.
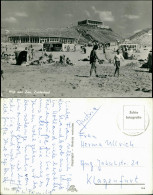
[97,75,107,78]
[75,75,90,78]
[10,63,26,66]
[75,74,108,78]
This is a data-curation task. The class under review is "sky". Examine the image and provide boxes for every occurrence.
[1,0,152,37]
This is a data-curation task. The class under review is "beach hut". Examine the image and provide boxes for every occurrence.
[43,42,62,51]
[62,43,75,51]
[15,50,28,65]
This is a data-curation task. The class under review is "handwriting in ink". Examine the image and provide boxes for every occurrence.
[1,99,72,194]
[76,106,101,137]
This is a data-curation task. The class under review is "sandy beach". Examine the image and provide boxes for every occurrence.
[1,46,152,98]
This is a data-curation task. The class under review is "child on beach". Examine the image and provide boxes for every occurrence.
[113,49,124,77]
[90,45,100,77]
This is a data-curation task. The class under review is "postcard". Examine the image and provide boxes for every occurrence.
[1,0,152,98]
[1,98,152,194]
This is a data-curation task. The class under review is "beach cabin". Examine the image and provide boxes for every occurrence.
[43,42,62,52]
[62,44,76,52]
[119,43,139,52]
[15,50,28,65]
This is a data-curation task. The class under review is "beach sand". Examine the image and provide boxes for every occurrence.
[1,46,152,98]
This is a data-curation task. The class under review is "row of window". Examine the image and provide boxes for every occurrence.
[9,37,39,43]
[9,37,75,44]
[40,38,74,44]
[88,21,103,25]
[78,21,103,25]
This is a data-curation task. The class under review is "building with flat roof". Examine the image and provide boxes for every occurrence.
[9,35,75,44]
[8,30,76,44]
[78,19,103,26]
[78,19,109,29]
[119,43,139,51]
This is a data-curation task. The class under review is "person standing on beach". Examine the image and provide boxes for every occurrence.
[147,49,152,73]
[113,49,124,77]
[67,45,70,52]
[31,48,35,60]
[124,46,128,59]
[90,45,100,77]
[84,47,86,54]
[103,43,105,54]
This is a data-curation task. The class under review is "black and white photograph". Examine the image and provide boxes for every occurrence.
[1,0,152,97]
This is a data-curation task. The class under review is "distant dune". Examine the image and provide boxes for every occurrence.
[129,28,152,46]
[72,25,123,44]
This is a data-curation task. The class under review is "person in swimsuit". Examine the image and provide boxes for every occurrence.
[114,49,124,77]
[90,45,100,77]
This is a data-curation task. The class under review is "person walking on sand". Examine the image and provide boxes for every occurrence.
[113,49,124,77]
[90,45,100,77]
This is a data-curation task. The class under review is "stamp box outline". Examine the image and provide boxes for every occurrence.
[123,105,145,131]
